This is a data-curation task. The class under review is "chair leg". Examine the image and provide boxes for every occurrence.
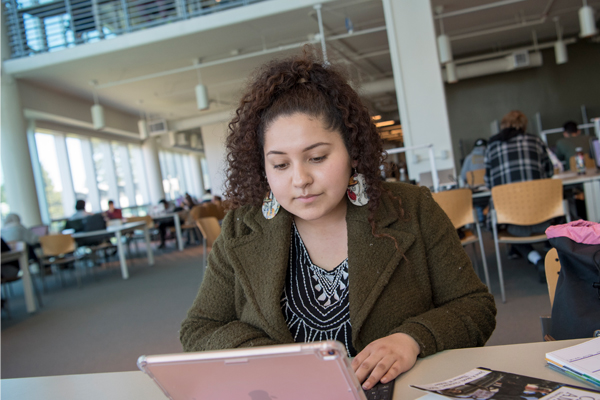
[475,220,491,290]
[492,211,506,303]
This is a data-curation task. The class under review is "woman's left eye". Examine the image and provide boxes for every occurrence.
[310,156,326,163]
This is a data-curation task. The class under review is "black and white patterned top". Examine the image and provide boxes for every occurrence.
[280,222,356,357]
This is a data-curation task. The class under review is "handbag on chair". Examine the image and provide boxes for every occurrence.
[546,220,600,340]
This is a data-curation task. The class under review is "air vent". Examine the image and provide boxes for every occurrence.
[511,51,530,68]
[147,119,168,135]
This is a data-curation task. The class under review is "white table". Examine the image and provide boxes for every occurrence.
[1,241,37,313]
[71,222,154,279]
[1,339,592,400]
[471,169,600,222]
[152,213,184,251]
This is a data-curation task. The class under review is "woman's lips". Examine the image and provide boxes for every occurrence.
[295,194,320,203]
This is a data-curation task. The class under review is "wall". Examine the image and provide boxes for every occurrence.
[445,41,600,169]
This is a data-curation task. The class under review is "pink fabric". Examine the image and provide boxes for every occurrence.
[545,220,600,245]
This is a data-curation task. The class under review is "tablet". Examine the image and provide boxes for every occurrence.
[138,341,367,400]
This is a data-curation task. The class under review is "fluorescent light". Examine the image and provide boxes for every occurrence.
[375,120,395,128]
[371,115,382,121]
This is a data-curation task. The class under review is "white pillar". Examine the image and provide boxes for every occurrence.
[141,137,165,204]
[201,122,228,197]
[382,0,455,181]
[1,77,42,227]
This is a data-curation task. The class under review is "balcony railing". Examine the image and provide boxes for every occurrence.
[3,0,265,59]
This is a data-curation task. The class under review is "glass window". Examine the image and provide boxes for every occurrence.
[111,142,130,208]
[200,157,211,191]
[0,167,9,222]
[91,138,110,210]
[35,132,65,219]
[66,136,92,211]
[128,144,149,206]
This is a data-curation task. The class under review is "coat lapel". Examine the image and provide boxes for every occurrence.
[346,195,415,342]
[227,208,294,344]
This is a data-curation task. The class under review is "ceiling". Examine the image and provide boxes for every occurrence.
[9,0,600,127]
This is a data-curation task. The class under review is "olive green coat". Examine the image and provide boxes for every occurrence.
[180,182,496,357]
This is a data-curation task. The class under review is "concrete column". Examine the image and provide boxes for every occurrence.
[141,137,165,204]
[1,78,42,226]
[382,0,455,181]
[200,122,228,197]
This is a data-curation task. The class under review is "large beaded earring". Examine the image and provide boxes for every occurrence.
[262,191,280,219]
[347,171,369,206]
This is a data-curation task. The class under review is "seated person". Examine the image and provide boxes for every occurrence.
[555,121,591,171]
[460,138,486,186]
[180,51,497,391]
[484,110,555,282]
[71,199,92,220]
[105,200,122,220]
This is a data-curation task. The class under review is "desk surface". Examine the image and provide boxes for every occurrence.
[71,221,146,239]
[1,339,591,400]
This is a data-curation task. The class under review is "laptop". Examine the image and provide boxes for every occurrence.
[138,341,387,400]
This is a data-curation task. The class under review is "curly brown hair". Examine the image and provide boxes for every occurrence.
[224,49,396,235]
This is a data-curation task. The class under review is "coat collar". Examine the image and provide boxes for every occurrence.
[227,192,415,345]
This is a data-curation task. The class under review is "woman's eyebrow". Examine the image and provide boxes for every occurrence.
[266,142,331,156]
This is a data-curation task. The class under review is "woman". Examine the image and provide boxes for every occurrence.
[180,51,496,390]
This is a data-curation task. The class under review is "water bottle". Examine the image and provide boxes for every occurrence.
[575,147,586,175]
[399,168,406,182]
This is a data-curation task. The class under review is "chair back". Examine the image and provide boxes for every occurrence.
[544,248,561,308]
[431,189,474,229]
[569,154,596,171]
[195,217,221,247]
[39,234,76,256]
[465,169,485,187]
[189,205,204,221]
[125,215,154,228]
[491,179,564,225]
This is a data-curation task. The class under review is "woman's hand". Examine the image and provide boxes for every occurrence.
[351,333,420,390]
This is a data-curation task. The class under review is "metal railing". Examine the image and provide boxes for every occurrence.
[3,0,264,59]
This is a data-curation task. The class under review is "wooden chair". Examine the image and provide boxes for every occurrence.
[569,154,596,171]
[465,168,486,187]
[195,217,221,269]
[490,179,569,303]
[39,234,81,290]
[432,189,491,290]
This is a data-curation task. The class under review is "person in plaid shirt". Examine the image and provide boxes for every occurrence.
[484,110,554,283]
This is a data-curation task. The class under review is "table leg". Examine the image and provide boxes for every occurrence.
[583,179,600,222]
[20,246,36,313]
[115,231,129,279]
[143,226,154,266]
[174,214,183,251]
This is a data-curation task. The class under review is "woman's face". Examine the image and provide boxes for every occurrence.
[263,113,352,224]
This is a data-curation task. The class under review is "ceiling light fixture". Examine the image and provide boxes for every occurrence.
[553,17,568,65]
[578,0,598,38]
[194,59,210,111]
[89,80,104,130]
[446,62,458,83]
[436,6,453,64]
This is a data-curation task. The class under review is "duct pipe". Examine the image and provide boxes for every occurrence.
[172,109,234,131]
[443,52,543,82]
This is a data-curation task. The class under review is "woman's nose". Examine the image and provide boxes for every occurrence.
[292,164,312,188]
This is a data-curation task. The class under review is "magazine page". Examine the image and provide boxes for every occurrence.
[410,367,600,400]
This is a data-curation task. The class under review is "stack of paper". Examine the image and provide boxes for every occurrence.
[545,337,600,388]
